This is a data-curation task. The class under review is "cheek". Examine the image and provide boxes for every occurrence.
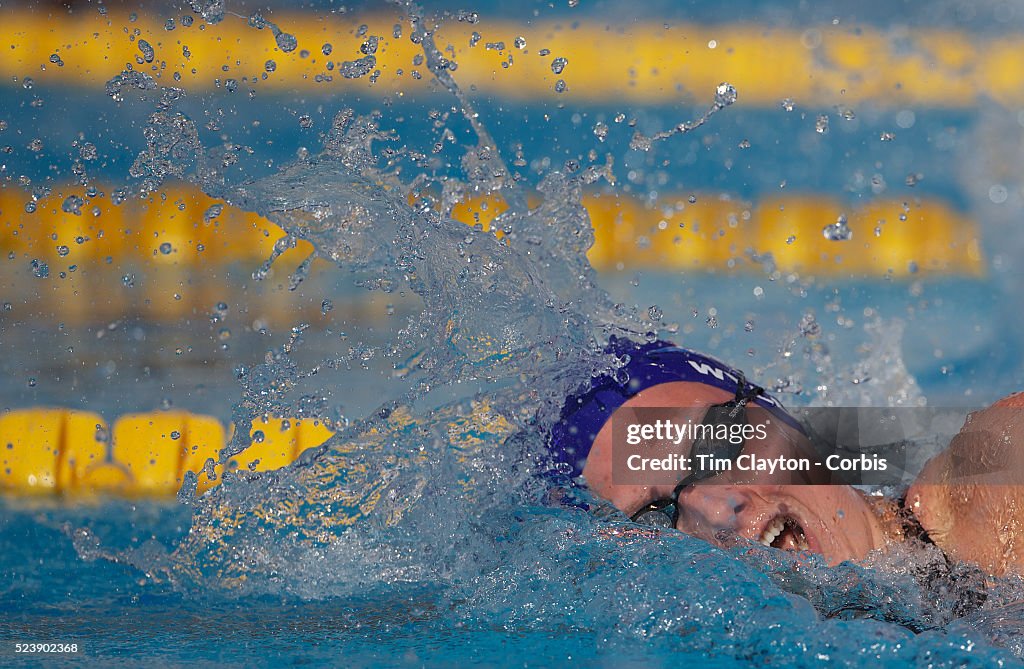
[825,493,880,549]
[677,487,747,530]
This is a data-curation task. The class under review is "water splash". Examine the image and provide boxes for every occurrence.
[80,5,1024,663]
[92,3,676,591]
[138,39,155,63]
[187,0,225,25]
[629,83,738,151]
[823,213,853,241]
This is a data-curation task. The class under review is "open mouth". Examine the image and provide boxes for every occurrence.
[758,515,810,551]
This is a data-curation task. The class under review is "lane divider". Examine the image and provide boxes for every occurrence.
[0,10,1017,106]
[0,408,335,498]
[584,193,984,277]
[0,402,516,499]
[0,183,304,267]
[2,183,984,302]
[0,182,332,324]
[0,409,107,492]
[438,190,983,276]
[0,183,986,325]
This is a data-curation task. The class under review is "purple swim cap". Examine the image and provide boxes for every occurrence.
[548,335,799,477]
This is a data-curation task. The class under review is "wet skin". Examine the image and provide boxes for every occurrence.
[585,383,1024,576]
[907,392,1024,577]
[582,381,891,567]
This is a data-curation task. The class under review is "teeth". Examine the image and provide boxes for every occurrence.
[758,516,810,551]
[758,517,785,546]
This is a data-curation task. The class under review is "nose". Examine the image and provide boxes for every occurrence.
[675,485,750,538]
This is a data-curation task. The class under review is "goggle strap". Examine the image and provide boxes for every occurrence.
[630,375,767,529]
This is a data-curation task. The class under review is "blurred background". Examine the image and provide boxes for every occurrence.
[3,0,1024,495]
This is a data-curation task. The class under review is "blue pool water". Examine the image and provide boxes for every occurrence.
[6,1,1024,666]
[5,492,1024,667]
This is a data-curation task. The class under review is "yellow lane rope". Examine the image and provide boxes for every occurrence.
[0,181,985,292]
[0,407,334,497]
[0,9,1014,106]
[0,402,514,499]
[0,182,985,326]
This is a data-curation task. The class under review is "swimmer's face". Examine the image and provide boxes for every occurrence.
[582,381,889,566]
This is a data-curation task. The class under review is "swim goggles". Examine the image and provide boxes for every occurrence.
[629,377,765,528]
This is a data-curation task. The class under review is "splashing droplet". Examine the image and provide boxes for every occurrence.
[204,203,223,222]
[360,36,379,55]
[276,32,298,53]
[714,82,737,106]
[62,195,84,215]
[339,56,376,79]
[799,313,821,337]
[188,0,224,24]
[551,57,568,74]
[138,39,155,63]
[822,214,852,241]
[30,259,49,279]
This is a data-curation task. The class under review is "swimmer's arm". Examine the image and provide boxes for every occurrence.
[907,403,1024,577]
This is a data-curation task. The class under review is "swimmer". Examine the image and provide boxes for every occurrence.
[549,335,1024,578]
